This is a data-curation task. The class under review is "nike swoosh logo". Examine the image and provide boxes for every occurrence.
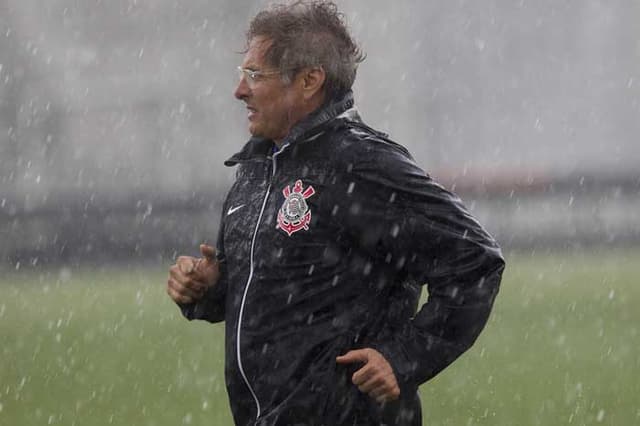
[227,204,245,216]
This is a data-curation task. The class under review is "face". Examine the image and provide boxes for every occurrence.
[234,37,305,143]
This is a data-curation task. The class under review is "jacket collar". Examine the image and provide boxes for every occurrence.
[225,91,355,166]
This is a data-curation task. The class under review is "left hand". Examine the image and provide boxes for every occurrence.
[336,348,400,403]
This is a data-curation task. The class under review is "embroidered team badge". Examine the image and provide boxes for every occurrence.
[276,180,316,236]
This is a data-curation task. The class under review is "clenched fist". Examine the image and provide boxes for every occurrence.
[166,244,220,305]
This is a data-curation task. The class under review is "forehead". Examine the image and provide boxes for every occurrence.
[242,36,273,68]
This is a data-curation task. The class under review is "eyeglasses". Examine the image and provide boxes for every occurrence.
[236,66,282,86]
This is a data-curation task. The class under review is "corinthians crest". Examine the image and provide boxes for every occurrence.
[276,180,316,236]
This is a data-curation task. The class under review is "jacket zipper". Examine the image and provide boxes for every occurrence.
[236,148,283,422]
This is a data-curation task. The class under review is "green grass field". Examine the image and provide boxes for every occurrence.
[2,249,639,425]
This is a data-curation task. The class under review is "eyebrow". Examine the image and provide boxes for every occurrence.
[241,62,259,71]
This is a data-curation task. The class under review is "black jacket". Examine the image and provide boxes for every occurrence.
[179,92,505,426]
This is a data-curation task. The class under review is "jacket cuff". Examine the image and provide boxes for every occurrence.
[177,302,196,320]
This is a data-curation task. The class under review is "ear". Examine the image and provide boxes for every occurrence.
[301,67,326,100]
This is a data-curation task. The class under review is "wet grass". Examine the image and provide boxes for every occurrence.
[421,248,640,426]
[1,248,639,425]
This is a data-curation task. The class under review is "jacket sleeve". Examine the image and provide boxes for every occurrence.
[177,205,228,324]
[331,140,505,389]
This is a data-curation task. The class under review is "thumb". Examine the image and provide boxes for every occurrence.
[336,349,369,365]
[200,244,217,261]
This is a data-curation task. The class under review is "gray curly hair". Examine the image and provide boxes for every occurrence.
[246,0,365,99]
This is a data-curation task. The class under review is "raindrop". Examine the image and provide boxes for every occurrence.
[596,409,605,422]
[534,118,544,132]
[347,182,355,194]
[141,203,153,223]
[331,275,339,287]
[363,262,372,276]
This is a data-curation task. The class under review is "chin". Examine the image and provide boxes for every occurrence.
[248,124,260,137]
[248,125,272,140]
[249,128,265,139]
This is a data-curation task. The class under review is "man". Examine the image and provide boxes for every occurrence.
[167,1,505,425]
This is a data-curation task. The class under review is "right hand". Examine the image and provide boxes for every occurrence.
[166,244,220,304]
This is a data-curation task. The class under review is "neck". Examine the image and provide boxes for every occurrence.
[274,93,326,148]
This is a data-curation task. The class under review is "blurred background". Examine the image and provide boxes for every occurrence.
[1,1,639,425]
[2,0,638,263]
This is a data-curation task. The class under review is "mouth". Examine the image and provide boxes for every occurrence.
[246,105,257,120]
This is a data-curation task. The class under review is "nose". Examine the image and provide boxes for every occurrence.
[234,74,251,100]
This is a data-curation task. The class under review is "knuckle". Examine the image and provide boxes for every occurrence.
[168,288,178,301]
[174,278,186,290]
